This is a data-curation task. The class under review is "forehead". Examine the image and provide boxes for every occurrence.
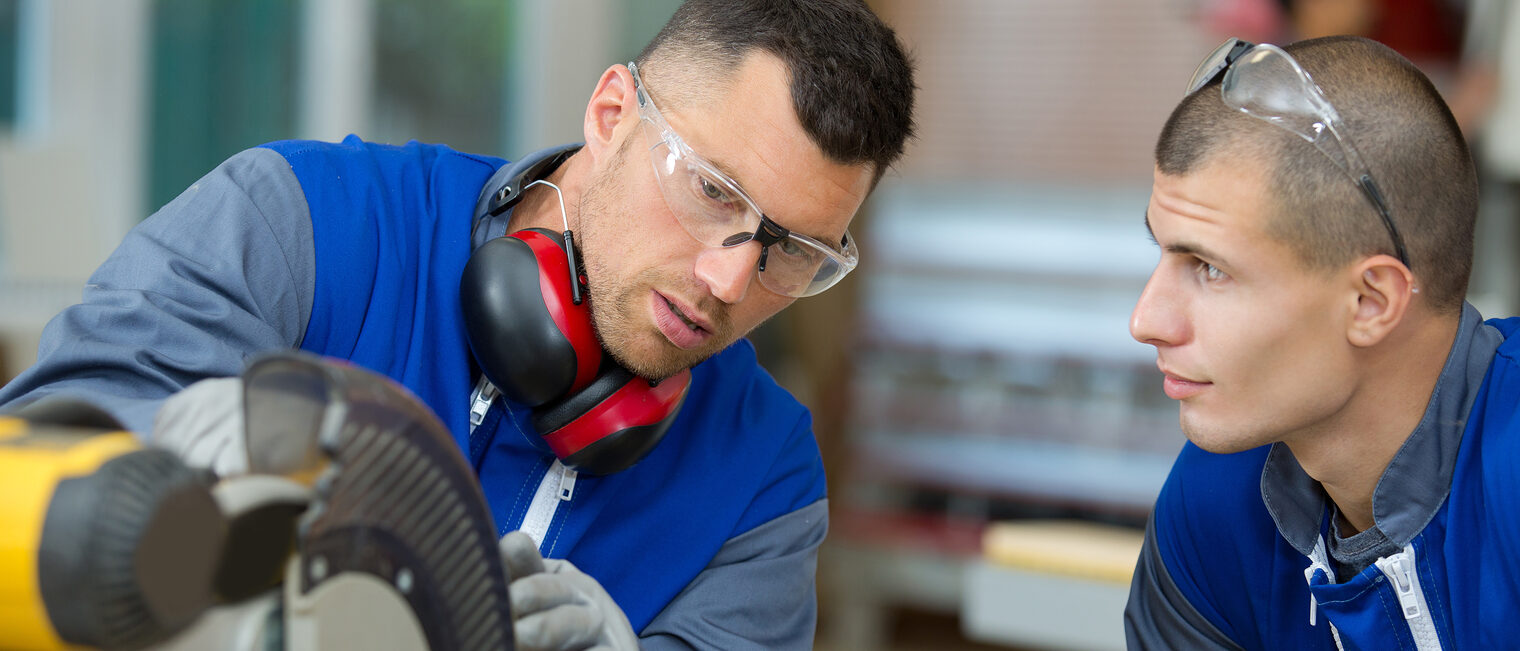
[652,54,873,241]
[1147,163,1301,270]
[1150,162,1266,229]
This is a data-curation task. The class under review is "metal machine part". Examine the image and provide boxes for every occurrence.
[274,353,515,651]
[3,352,515,651]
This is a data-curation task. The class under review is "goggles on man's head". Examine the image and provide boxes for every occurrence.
[1187,39,1410,269]
[628,61,860,298]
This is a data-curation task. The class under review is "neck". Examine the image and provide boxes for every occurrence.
[1284,310,1459,535]
[506,150,588,235]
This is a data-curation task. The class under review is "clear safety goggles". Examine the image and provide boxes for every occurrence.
[628,62,860,298]
[1187,39,1410,268]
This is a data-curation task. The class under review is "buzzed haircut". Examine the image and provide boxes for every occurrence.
[635,0,917,183]
[1155,36,1478,314]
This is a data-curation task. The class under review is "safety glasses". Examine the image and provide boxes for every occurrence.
[1187,38,1410,268]
[628,62,860,298]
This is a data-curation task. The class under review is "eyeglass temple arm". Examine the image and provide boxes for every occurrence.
[1357,175,1411,269]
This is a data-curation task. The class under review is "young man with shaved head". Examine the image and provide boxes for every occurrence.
[0,1,916,648]
[1126,36,1520,648]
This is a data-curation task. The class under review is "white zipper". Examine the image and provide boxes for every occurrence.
[519,459,577,549]
[1304,537,1346,650]
[465,374,577,550]
[466,376,578,552]
[1374,544,1442,650]
[1304,538,1333,627]
[468,376,499,433]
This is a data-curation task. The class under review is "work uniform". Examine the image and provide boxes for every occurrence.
[1125,304,1520,649]
[0,136,828,649]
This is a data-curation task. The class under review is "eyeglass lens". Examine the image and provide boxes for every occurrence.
[1189,41,1411,268]
[632,64,852,296]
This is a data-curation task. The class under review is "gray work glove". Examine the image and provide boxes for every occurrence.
[499,531,640,651]
[151,377,249,477]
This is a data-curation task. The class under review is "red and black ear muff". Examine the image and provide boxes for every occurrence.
[460,228,601,407]
[460,225,688,475]
[463,145,689,475]
[532,363,691,476]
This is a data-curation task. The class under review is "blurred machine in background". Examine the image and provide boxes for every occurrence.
[800,3,1218,649]
[820,183,1174,651]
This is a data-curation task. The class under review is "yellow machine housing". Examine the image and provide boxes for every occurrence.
[0,408,223,651]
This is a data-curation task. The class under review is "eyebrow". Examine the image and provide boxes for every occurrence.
[702,150,839,244]
[701,150,748,191]
[1143,210,1231,267]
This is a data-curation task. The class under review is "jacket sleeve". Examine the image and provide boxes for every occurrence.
[639,498,828,651]
[1124,510,1244,650]
[0,147,314,434]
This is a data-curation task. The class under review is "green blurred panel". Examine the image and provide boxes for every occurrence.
[146,0,675,215]
[148,0,298,215]
[619,0,682,62]
[371,0,511,153]
[0,0,17,127]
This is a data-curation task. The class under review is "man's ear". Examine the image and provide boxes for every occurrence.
[582,65,638,163]
[1347,254,1416,348]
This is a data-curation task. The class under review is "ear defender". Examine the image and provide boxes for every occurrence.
[461,228,601,406]
[534,362,690,476]
[461,222,690,475]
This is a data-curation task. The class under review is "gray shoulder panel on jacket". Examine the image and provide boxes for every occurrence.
[0,147,314,433]
[1124,512,1243,650]
[640,498,829,651]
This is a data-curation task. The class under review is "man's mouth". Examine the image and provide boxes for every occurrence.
[1158,362,1210,400]
[664,297,704,332]
[651,291,713,350]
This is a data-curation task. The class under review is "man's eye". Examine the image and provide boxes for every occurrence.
[778,238,807,258]
[698,176,732,203]
[1197,261,1227,282]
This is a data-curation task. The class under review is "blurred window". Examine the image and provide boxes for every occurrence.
[370,0,510,154]
[148,0,299,214]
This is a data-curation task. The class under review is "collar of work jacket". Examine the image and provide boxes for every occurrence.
[1260,302,1504,557]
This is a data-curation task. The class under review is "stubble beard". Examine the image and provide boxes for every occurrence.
[576,143,733,381]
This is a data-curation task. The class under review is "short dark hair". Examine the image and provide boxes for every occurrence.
[635,0,917,183]
[1155,36,1478,314]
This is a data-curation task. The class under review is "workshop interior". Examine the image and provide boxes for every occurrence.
[0,1,1510,650]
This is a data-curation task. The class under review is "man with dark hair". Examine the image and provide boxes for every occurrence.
[0,1,915,649]
[1125,35,1520,648]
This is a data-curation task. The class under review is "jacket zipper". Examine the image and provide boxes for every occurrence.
[520,459,576,549]
[1374,544,1442,650]
[469,376,499,431]
[467,377,578,551]
[1304,537,1346,650]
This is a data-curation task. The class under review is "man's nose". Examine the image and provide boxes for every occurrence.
[694,242,761,304]
[1130,269,1188,347]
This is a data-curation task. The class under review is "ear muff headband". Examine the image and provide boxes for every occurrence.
[472,145,582,250]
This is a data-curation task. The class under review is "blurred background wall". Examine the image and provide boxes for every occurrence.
[0,1,1509,649]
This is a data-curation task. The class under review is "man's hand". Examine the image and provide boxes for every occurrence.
[151,377,248,477]
[499,531,640,651]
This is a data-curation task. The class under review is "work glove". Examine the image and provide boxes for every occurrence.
[499,530,640,651]
[151,377,248,477]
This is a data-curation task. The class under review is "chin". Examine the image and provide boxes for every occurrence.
[1185,435,1262,455]
[606,333,716,381]
[1179,411,1271,455]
